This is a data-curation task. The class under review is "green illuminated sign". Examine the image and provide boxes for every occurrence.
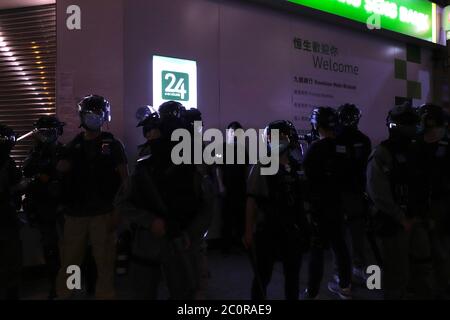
[287,0,437,43]
[162,71,189,101]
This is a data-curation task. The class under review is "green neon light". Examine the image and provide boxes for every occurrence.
[287,0,437,43]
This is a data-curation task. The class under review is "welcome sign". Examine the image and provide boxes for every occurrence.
[287,0,437,43]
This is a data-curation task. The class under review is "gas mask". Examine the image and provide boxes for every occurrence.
[36,128,58,144]
[81,112,104,131]
[389,123,418,141]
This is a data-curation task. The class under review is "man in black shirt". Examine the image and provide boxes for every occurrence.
[55,95,128,299]
[220,121,248,253]
[302,107,352,300]
[335,104,372,281]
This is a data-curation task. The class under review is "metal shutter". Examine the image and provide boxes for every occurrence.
[0,4,56,166]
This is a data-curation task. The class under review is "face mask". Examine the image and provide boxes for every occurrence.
[393,125,417,140]
[81,112,104,131]
[36,128,58,144]
[270,138,290,155]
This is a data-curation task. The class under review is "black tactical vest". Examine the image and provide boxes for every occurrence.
[64,132,122,213]
[381,139,424,218]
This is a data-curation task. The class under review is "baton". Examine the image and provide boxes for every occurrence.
[17,129,38,142]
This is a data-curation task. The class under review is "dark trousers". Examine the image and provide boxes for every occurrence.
[251,229,303,300]
[307,220,352,296]
[341,191,367,269]
[0,225,22,300]
[130,241,204,300]
[380,224,434,300]
[38,219,61,296]
[221,194,246,250]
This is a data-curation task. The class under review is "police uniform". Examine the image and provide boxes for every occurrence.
[367,139,430,299]
[115,144,212,300]
[23,142,64,297]
[335,127,372,272]
[247,158,309,300]
[220,142,248,251]
[413,137,450,298]
[56,132,127,299]
[303,137,352,297]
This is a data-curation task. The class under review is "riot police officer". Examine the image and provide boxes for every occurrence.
[244,120,309,300]
[136,108,163,157]
[414,104,450,298]
[302,107,352,300]
[55,95,128,299]
[335,104,372,281]
[22,116,65,299]
[0,124,22,300]
[366,103,424,299]
[115,101,212,300]
[220,121,248,253]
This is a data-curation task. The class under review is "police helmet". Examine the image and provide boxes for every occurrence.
[417,104,448,132]
[135,106,154,124]
[337,103,362,128]
[386,103,419,129]
[137,112,161,137]
[78,94,111,123]
[181,108,202,127]
[310,107,339,131]
[158,101,183,120]
[33,115,65,144]
[264,120,298,145]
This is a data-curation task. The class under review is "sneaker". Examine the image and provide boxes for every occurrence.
[328,281,352,300]
[301,289,317,300]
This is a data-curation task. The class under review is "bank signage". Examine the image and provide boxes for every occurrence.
[153,55,197,109]
[287,0,437,43]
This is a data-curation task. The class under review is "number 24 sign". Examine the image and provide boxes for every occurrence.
[162,71,189,101]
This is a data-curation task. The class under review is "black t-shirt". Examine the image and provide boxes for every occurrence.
[62,132,127,217]
[335,128,372,192]
[303,137,342,206]
[221,143,248,199]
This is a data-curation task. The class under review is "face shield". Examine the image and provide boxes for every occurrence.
[36,128,59,144]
